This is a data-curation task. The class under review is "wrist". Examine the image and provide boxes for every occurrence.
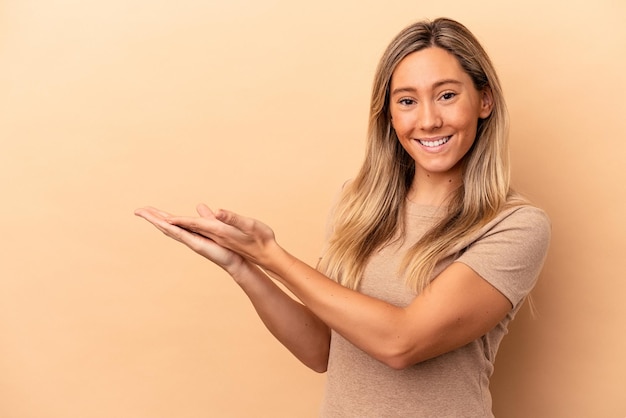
[228,258,254,284]
[261,242,297,279]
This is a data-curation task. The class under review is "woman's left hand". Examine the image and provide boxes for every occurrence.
[167,207,283,270]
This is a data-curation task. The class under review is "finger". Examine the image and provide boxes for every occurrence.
[151,207,175,218]
[134,207,164,224]
[134,207,153,218]
[139,213,181,239]
[134,207,187,236]
[135,206,173,220]
[196,203,216,219]
[215,209,254,232]
[167,215,221,238]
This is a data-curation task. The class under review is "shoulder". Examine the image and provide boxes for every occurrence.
[454,204,551,308]
[465,203,552,261]
[497,191,551,235]
[498,203,550,227]
[486,204,551,246]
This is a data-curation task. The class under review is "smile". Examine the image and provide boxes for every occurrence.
[418,136,451,148]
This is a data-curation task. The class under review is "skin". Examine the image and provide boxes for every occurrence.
[135,205,330,372]
[390,47,494,205]
[135,47,511,371]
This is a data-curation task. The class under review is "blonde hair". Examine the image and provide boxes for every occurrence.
[319,18,524,292]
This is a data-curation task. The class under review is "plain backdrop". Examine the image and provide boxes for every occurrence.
[1,0,625,417]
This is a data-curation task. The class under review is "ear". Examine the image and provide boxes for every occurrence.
[479,86,494,119]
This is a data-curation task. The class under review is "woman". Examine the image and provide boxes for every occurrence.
[136,17,550,417]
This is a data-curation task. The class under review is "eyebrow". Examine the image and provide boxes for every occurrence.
[391,79,463,96]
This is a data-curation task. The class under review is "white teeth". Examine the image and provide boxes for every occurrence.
[418,136,450,147]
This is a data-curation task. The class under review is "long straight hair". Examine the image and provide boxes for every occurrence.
[318,18,523,292]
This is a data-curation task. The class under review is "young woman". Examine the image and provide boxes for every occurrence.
[136,17,550,417]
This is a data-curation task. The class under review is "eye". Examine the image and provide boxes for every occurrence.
[440,92,456,101]
[398,98,416,106]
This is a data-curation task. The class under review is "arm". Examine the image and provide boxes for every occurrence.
[170,208,512,369]
[272,252,509,369]
[134,206,330,372]
[228,261,331,372]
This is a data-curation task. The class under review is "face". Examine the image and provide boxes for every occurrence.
[389,47,493,181]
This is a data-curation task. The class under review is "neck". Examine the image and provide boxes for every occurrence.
[408,169,463,207]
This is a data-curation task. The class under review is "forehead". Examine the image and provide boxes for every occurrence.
[390,47,471,89]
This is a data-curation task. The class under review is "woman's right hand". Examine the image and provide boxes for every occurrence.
[134,204,246,276]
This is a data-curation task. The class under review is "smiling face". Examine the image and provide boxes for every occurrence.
[390,47,493,183]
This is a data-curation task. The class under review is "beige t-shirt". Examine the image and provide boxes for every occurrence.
[320,201,551,417]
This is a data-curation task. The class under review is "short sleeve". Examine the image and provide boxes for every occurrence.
[455,206,551,308]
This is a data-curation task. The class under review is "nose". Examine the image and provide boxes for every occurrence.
[417,102,442,131]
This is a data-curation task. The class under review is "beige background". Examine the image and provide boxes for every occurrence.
[1,0,625,417]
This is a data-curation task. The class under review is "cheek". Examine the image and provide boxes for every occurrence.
[390,113,413,136]
[389,110,398,129]
[448,107,479,135]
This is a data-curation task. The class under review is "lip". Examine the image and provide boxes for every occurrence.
[415,135,452,150]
